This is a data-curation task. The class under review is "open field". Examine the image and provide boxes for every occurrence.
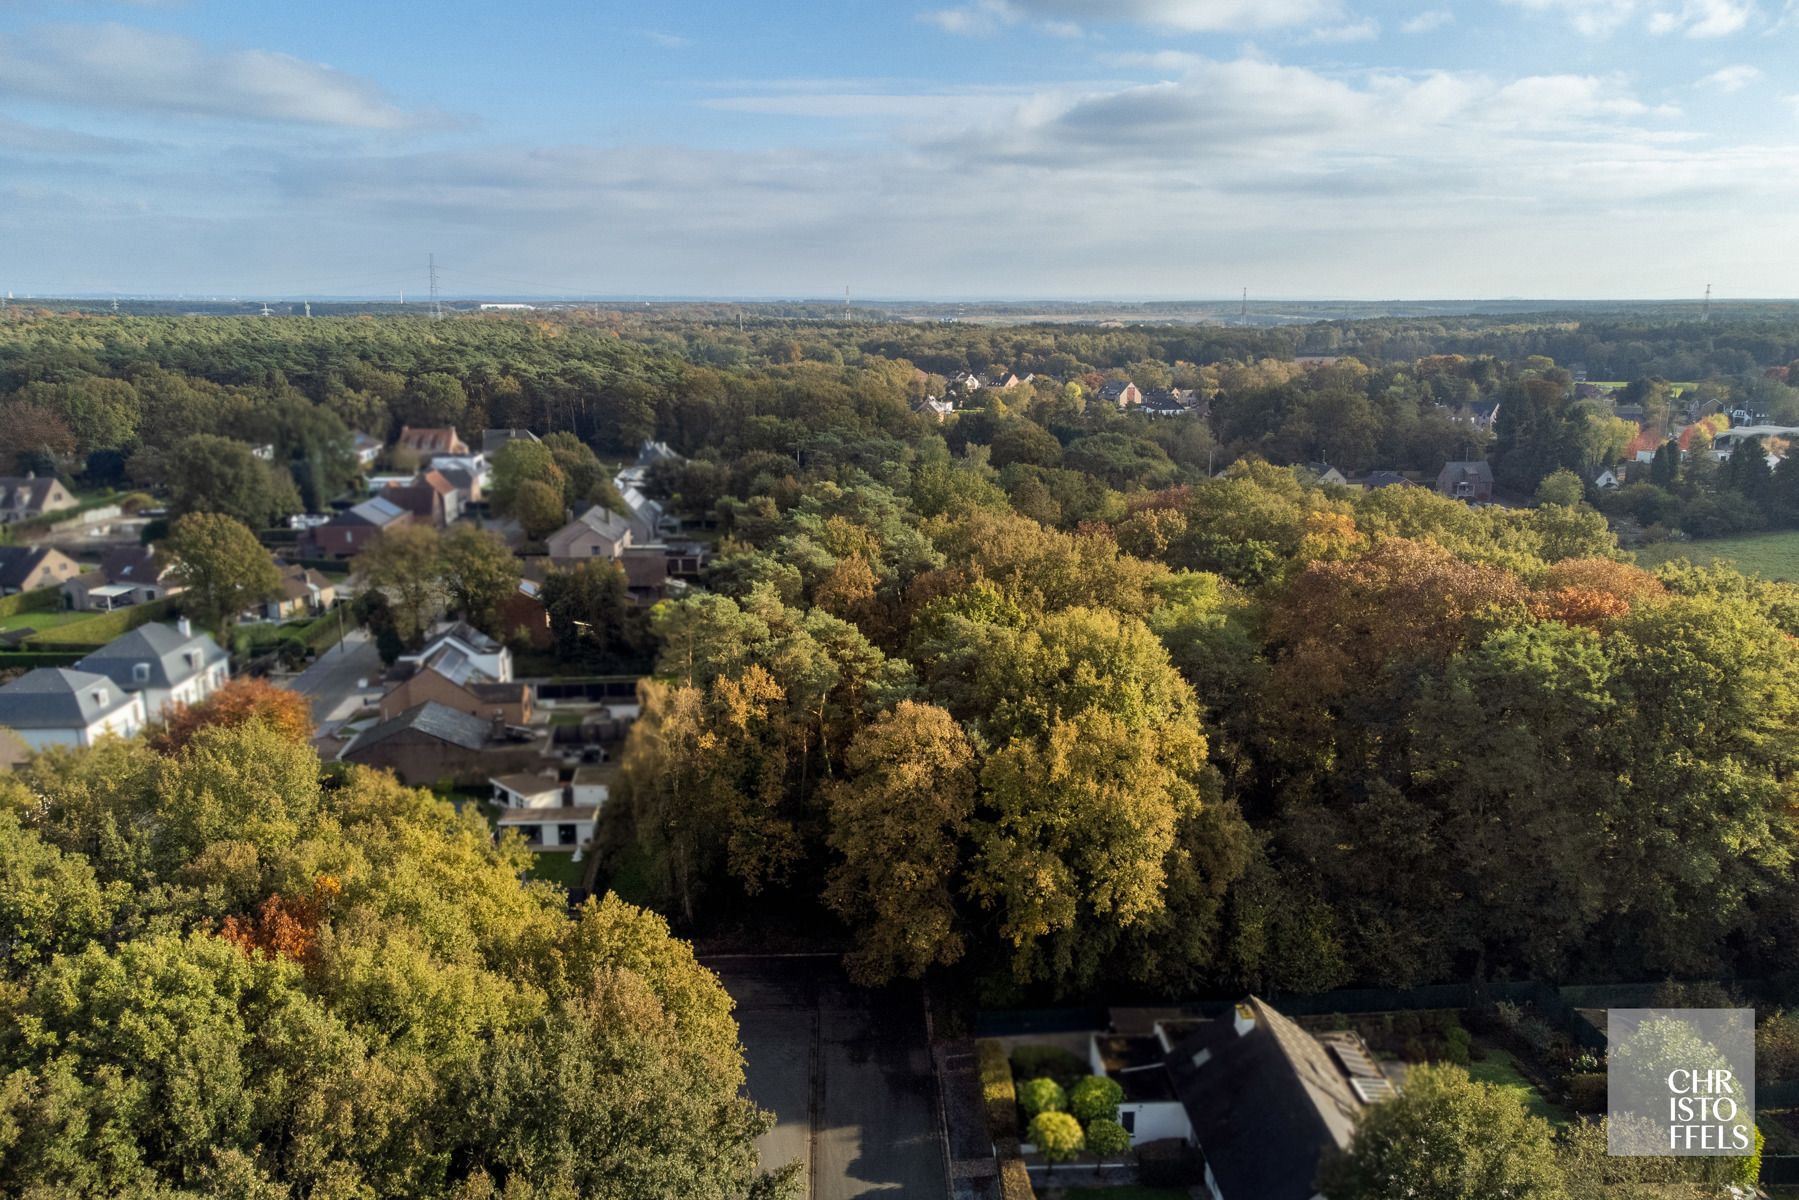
[1636,530,1799,580]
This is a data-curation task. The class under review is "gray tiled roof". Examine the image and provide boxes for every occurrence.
[0,667,136,729]
[340,701,491,756]
[76,622,227,692]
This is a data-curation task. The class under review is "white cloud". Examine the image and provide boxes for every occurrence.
[0,23,442,129]
[643,30,691,49]
[1697,64,1761,90]
[1401,9,1456,32]
[1307,16,1381,40]
[1506,0,1757,36]
[924,0,1341,35]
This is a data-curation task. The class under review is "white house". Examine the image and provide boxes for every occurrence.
[400,623,512,684]
[74,619,230,717]
[1087,1035,1196,1146]
[0,667,147,750]
[489,771,598,858]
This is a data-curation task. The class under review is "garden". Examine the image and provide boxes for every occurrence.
[979,1040,1158,1195]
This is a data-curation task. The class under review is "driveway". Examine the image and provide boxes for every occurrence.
[707,955,948,1200]
[287,629,383,734]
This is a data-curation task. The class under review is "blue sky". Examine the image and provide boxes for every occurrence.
[1,0,1796,299]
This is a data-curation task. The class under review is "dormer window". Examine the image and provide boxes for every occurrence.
[132,663,150,684]
[92,688,108,708]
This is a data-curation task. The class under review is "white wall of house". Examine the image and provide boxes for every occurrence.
[139,662,229,717]
[1118,1100,1193,1145]
[14,695,147,751]
[499,815,596,857]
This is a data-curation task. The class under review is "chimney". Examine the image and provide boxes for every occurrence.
[177,616,192,638]
[1234,1001,1257,1038]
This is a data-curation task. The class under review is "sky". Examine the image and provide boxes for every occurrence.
[1,0,1797,300]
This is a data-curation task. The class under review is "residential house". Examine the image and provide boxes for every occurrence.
[396,426,468,457]
[1097,381,1143,408]
[482,428,540,455]
[62,545,183,612]
[338,701,539,786]
[617,481,671,543]
[351,431,383,468]
[399,623,513,683]
[0,545,81,596]
[313,496,411,556]
[1303,462,1349,486]
[1457,400,1502,431]
[983,369,1020,389]
[381,476,450,528]
[489,771,598,857]
[433,464,483,505]
[1624,428,1664,464]
[547,505,635,563]
[75,619,230,717]
[379,661,533,726]
[251,564,337,622]
[1086,1034,1195,1147]
[1161,997,1395,1200]
[1435,460,1494,502]
[0,474,78,523]
[1140,390,1191,418]
[913,395,956,422]
[0,667,147,750]
[1592,468,1621,491]
[1357,470,1412,490]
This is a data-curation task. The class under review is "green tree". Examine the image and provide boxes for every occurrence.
[513,477,568,540]
[1017,1077,1066,1118]
[1067,1075,1123,1124]
[164,513,282,633]
[359,523,445,645]
[1321,1064,1567,1200]
[488,439,566,517]
[1535,468,1585,508]
[1084,1117,1130,1158]
[165,434,301,527]
[438,524,520,634]
[399,371,468,427]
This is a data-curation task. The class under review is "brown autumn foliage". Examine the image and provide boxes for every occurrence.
[218,875,341,965]
[153,677,313,754]
[1543,557,1667,605]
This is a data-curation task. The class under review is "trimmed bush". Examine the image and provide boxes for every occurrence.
[1025,1112,1084,1163]
[997,1153,1035,1200]
[978,1040,1019,1141]
[1010,1045,1087,1082]
[26,598,175,649]
[1084,1117,1130,1158]
[1017,1077,1066,1119]
[1068,1075,1123,1124]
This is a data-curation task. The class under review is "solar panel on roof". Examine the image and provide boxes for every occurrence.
[1349,1077,1396,1103]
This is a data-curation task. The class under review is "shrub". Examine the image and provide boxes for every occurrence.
[1068,1075,1123,1124]
[997,1153,1035,1200]
[978,1040,1019,1141]
[1758,1010,1799,1085]
[1442,1023,1473,1066]
[1010,1045,1086,1082]
[1084,1117,1130,1158]
[1026,1112,1084,1163]
[1566,1072,1607,1113]
[1493,1000,1524,1031]
[1017,1077,1066,1119]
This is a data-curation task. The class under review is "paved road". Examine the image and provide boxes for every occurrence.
[288,629,383,732]
[708,956,948,1200]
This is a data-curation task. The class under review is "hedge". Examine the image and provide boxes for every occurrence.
[978,1039,1019,1142]
[25,598,176,649]
[0,586,62,619]
[997,1154,1034,1200]
[0,650,86,669]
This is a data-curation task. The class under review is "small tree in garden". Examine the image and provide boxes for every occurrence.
[1084,1117,1130,1158]
[1027,1111,1084,1167]
[1069,1075,1124,1123]
[1017,1077,1067,1119]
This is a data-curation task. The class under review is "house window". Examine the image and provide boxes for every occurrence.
[520,825,542,845]
[1119,1110,1136,1134]
[92,688,108,707]
[132,663,150,683]
[558,823,578,845]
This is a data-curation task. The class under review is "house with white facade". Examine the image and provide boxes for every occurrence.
[399,623,512,684]
[74,619,230,718]
[0,667,147,750]
[489,771,599,857]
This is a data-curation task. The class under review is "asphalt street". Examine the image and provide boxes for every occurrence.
[287,629,383,732]
[707,955,949,1200]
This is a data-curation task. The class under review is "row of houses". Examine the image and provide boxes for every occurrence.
[0,619,229,752]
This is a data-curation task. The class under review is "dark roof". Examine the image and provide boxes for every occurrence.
[1438,459,1494,483]
[1095,1036,1179,1102]
[330,496,409,527]
[1164,998,1368,1200]
[1097,380,1136,399]
[340,701,491,756]
[483,428,539,453]
[0,545,63,591]
[0,667,138,729]
[98,545,170,584]
[76,622,227,691]
[1360,470,1411,489]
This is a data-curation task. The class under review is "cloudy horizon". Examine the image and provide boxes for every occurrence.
[2,0,1797,300]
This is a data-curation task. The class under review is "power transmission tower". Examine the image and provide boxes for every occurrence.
[111,298,119,315]
[260,302,273,317]
[1241,287,1248,325]
[304,301,312,318]
[429,253,443,320]
[1703,283,1712,323]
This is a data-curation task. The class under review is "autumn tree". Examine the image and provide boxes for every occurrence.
[359,523,445,645]
[153,677,313,754]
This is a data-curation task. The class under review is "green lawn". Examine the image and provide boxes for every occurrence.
[0,609,92,632]
[1467,1049,1567,1125]
[527,853,589,889]
[1636,530,1799,581]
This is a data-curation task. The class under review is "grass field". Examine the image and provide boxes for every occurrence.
[527,852,589,889]
[1467,1049,1568,1125]
[0,610,94,632]
[1636,530,1799,580]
